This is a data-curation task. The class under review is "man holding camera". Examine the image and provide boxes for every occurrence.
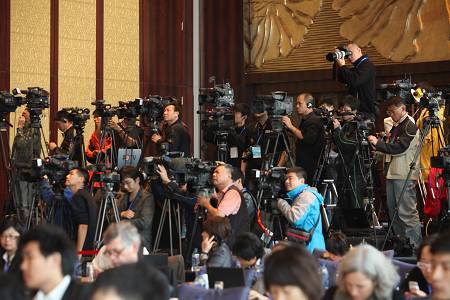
[277,167,325,252]
[49,110,75,156]
[367,96,422,248]
[197,164,249,245]
[282,93,324,185]
[151,101,190,156]
[333,43,377,119]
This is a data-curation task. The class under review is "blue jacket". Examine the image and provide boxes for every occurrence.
[278,184,326,252]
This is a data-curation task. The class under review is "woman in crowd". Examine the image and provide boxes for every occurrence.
[0,217,24,276]
[199,216,234,267]
[117,166,155,251]
[325,244,400,300]
[400,234,437,297]
[263,245,323,300]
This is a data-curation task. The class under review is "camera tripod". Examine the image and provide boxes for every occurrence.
[152,197,182,256]
[0,114,14,217]
[93,181,120,249]
[381,111,446,250]
[215,131,229,162]
[72,126,87,168]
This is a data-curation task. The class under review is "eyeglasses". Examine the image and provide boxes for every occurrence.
[417,261,432,272]
[0,234,20,241]
[104,247,126,257]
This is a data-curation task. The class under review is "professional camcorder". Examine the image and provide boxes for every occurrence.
[116,98,144,119]
[379,78,416,103]
[141,95,174,132]
[254,91,293,131]
[256,166,287,212]
[326,47,352,62]
[24,155,78,183]
[0,91,26,113]
[62,107,90,130]
[199,81,234,108]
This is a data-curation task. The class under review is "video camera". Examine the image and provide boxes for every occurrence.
[379,77,416,103]
[255,166,287,212]
[116,98,144,119]
[143,155,217,193]
[91,99,117,118]
[62,107,90,131]
[199,80,234,108]
[254,91,293,132]
[0,91,26,113]
[326,46,352,62]
[25,155,78,183]
[141,95,174,132]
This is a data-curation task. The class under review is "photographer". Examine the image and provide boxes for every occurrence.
[277,167,325,252]
[333,43,377,119]
[151,101,190,156]
[116,166,155,251]
[11,108,41,223]
[197,164,249,245]
[107,117,142,149]
[282,93,324,185]
[228,103,251,172]
[367,96,422,248]
[48,110,74,156]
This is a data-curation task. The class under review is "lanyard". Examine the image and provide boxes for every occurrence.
[127,189,141,210]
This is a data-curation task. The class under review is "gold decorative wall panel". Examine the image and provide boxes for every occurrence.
[59,0,96,147]
[245,0,450,73]
[103,0,139,104]
[10,0,51,149]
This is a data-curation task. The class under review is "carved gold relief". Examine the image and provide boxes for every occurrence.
[333,0,450,62]
[246,0,323,67]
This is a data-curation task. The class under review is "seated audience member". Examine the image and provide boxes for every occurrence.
[0,217,24,276]
[263,245,323,300]
[199,216,234,268]
[324,244,400,300]
[20,224,87,300]
[429,231,450,300]
[400,234,437,296]
[276,167,325,252]
[232,232,264,269]
[117,166,155,251]
[0,273,29,300]
[89,262,170,300]
[323,231,350,261]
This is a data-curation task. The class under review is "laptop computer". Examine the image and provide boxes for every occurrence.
[117,148,141,170]
[206,267,246,289]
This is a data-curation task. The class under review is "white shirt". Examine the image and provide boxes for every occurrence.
[34,275,71,300]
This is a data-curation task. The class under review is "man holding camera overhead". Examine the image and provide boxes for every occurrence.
[333,43,377,119]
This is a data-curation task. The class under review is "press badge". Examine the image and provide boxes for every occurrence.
[250,145,262,159]
[230,147,239,158]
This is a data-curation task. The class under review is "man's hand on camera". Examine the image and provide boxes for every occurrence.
[151,133,162,143]
[107,119,121,132]
[333,118,341,129]
[49,142,57,150]
[197,195,211,207]
[336,57,346,67]
[367,135,378,146]
[156,164,170,184]
[281,116,294,130]
[120,210,135,219]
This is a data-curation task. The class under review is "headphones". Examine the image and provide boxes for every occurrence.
[306,97,315,109]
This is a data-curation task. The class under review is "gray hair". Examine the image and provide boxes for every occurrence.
[336,244,399,300]
[103,221,141,249]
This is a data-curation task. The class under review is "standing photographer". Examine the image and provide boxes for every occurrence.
[333,43,377,119]
[151,101,190,156]
[48,110,74,157]
[367,96,422,248]
[228,103,251,172]
[11,108,41,224]
[282,93,324,185]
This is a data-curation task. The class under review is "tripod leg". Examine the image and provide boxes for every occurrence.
[153,199,168,253]
[168,199,173,256]
[176,203,182,255]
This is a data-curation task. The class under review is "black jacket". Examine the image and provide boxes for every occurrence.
[71,189,97,251]
[205,242,234,268]
[117,189,155,250]
[400,266,430,295]
[159,119,191,156]
[335,55,377,117]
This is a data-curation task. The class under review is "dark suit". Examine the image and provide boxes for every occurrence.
[117,188,155,250]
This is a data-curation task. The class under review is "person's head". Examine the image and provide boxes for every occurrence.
[163,101,181,125]
[339,95,358,122]
[233,103,250,126]
[0,217,24,255]
[90,262,170,300]
[326,231,350,257]
[212,164,234,190]
[20,225,77,292]
[416,234,439,284]
[232,232,264,268]
[295,93,314,116]
[264,245,322,300]
[231,167,244,190]
[346,43,363,63]
[385,96,407,123]
[430,231,450,300]
[120,166,143,194]
[65,168,89,191]
[103,222,141,268]
[318,98,336,112]
[336,244,399,300]
[202,216,231,244]
[284,167,307,192]
[93,110,102,129]
[54,110,73,132]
